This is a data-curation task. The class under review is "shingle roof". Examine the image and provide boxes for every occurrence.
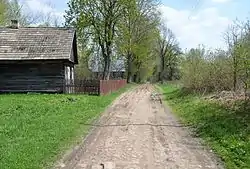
[0,27,77,63]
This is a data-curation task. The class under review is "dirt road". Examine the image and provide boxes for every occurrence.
[56,85,223,169]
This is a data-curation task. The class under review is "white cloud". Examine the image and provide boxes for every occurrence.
[159,5,232,49]
[24,0,53,13]
[20,0,65,24]
[20,1,231,49]
[212,0,231,3]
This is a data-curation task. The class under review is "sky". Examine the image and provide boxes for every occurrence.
[19,0,250,49]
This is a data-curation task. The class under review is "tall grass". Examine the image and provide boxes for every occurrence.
[158,84,250,169]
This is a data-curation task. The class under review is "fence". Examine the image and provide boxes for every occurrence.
[100,79,127,95]
[64,79,100,95]
[0,79,126,95]
[64,79,127,95]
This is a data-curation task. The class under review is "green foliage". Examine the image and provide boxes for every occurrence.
[0,0,58,27]
[75,49,94,79]
[0,0,8,25]
[180,19,250,94]
[131,20,159,82]
[65,0,179,82]
[180,46,233,92]
[65,0,130,80]
[150,25,182,83]
[234,20,250,94]
[159,84,250,169]
[116,0,161,82]
[0,85,132,169]
[65,0,162,81]
[3,0,31,26]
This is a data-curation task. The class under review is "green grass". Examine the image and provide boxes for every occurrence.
[0,85,133,169]
[158,84,250,169]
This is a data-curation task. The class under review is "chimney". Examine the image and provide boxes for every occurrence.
[10,20,19,29]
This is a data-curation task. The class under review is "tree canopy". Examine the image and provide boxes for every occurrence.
[65,0,181,81]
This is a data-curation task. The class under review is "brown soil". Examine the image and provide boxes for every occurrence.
[55,84,223,169]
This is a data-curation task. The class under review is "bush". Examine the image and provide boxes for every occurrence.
[180,47,233,93]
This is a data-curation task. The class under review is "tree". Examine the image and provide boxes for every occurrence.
[166,44,182,80]
[0,0,43,26]
[180,46,207,91]
[234,19,250,99]
[37,12,62,27]
[116,0,137,82]
[180,45,235,93]
[5,0,33,26]
[36,2,63,27]
[65,0,128,80]
[0,0,62,27]
[75,48,94,79]
[224,21,241,91]
[0,0,8,25]
[117,0,160,82]
[130,17,159,82]
[156,25,181,82]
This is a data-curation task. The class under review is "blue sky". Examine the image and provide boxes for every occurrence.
[20,0,250,49]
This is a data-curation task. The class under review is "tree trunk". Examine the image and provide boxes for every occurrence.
[159,56,165,83]
[158,72,161,82]
[102,58,108,80]
[233,71,237,91]
[233,56,237,91]
[102,41,112,80]
[169,67,173,81]
[106,58,111,80]
[133,74,137,83]
[138,71,141,83]
[102,56,111,80]
[127,53,132,83]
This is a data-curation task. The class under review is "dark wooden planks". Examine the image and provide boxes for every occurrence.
[0,62,65,93]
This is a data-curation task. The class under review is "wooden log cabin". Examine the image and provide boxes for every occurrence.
[0,20,78,93]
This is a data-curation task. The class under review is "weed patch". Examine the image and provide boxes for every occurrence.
[158,84,250,169]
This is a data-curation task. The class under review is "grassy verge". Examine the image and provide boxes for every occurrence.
[157,84,250,169]
[0,84,133,169]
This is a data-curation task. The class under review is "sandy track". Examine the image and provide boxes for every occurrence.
[55,85,223,169]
